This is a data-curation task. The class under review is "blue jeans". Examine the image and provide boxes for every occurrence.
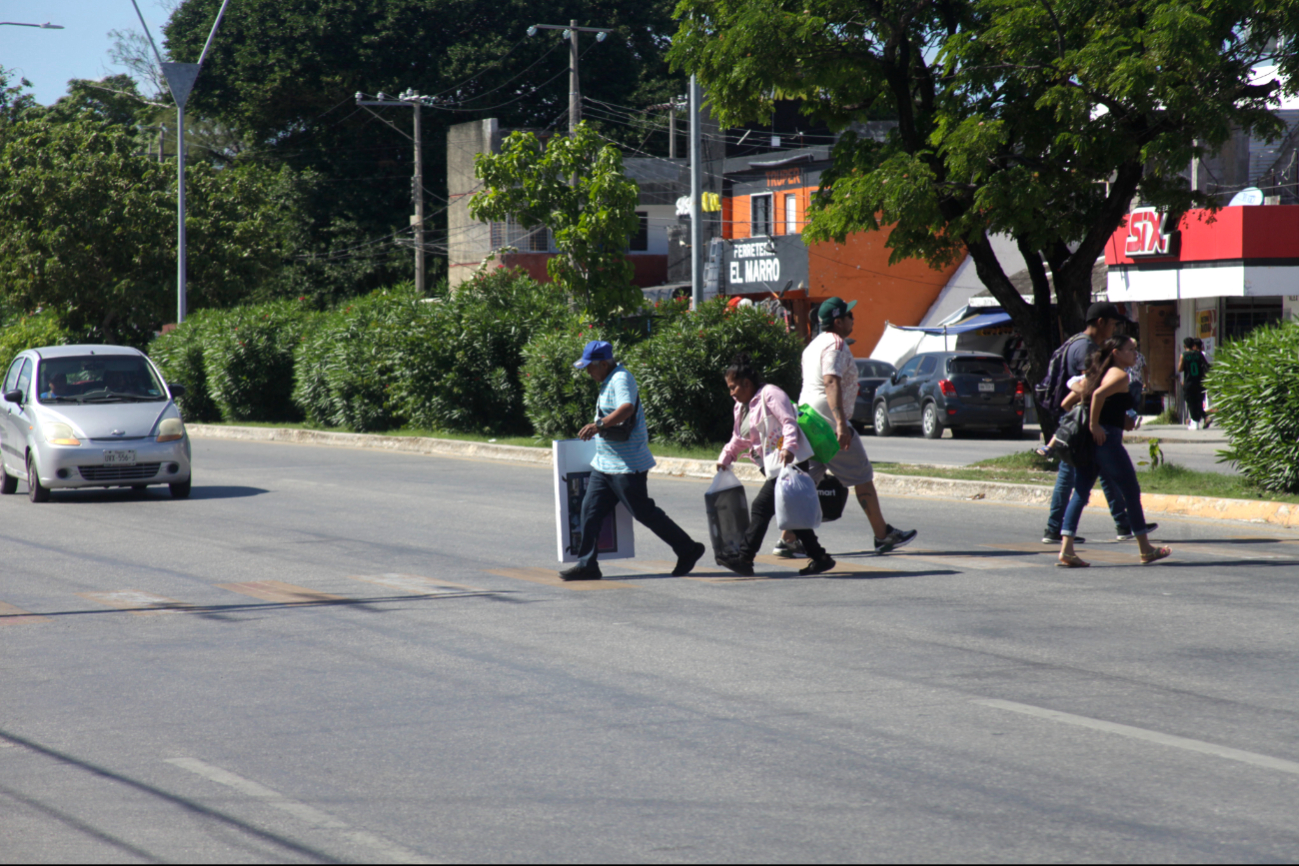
[577,470,696,571]
[1046,458,1131,536]
[1061,425,1150,538]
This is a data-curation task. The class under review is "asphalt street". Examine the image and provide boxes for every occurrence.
[865,425,1236,475]
[2,439,1296,863]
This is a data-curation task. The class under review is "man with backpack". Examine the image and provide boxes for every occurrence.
[1178,337,1211,430]
[1039,303,1154,543]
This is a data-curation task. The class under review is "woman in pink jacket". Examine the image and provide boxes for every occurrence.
[715,354,835,576]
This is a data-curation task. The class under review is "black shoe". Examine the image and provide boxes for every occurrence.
[715,552,755,576]
[559,564,602,581]
[1117,522,1158,541]
[1042,533,1085,544]
[799,556,836,576]
[874,525,917,555]
[672,542,707,577]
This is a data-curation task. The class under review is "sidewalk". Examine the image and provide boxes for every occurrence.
[1129,422,1228,445]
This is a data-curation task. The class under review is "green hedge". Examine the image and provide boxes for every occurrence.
[148,313,221,422]
[1207,320,1299,493]
[293,286,425,432]
[0,310,70,369]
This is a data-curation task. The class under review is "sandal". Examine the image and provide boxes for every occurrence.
[1057,553,1090,568]
[1140,546,1172,565]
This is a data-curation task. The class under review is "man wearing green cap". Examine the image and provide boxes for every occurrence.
[799,297,918,555]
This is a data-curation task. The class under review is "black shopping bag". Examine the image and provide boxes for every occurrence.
[817,475,849,521]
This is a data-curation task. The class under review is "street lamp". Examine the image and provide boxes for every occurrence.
[0,21,64,28]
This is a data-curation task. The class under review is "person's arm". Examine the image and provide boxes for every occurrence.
[1061,390,1081,410]
[578,373,636,440]
[823,374,851,449]
[1176,353,1185,374]
[1088,369,1129,446]
[716,406,749,471]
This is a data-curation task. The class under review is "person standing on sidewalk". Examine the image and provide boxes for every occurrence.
[1042,302,1154,544]
[715,353,836,576]
[799,298,917,555]
[1178,337,1210,430]
[559,341,706,582]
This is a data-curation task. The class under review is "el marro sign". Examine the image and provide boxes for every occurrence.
[723,235,809,294]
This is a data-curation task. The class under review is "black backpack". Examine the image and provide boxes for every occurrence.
[1034,334,1089,422]
[1050,403,1094,468]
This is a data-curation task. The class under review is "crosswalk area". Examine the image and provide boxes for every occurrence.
[2,536,1297,626]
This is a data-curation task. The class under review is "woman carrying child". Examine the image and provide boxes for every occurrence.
[1057,336,1172,568]
[715,353,836,576]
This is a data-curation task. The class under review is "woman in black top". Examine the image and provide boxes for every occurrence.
[1057,336,1172,567]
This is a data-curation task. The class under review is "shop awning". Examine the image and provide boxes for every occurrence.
[893,311,1012,335]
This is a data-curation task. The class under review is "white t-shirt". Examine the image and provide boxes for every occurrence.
[798,331,858,422]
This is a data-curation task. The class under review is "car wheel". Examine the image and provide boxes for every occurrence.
[922,403,944,440]
[1,462,17,495]
[170,478,192,499]
[873,402,892,437]
[26,454,49,503]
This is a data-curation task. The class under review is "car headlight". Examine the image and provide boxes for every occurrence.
[46,422,81,446]
[157,418,186,443]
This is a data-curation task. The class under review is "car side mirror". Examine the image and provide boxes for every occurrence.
[3,389,23,405]
[168,383,187,398]
[891,374,901,385]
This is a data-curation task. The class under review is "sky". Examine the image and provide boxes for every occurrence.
[1,1,172,105]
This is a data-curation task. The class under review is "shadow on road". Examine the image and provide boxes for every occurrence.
[36,485,269,503]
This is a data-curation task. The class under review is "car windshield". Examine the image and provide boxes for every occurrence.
[37,356,167,404]
[949,357,1011,377]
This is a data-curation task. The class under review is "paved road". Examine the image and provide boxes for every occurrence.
[2,440,1295,863]
[865,424,1237,475]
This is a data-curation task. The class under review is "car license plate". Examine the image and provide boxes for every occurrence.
[978,382,995,392]
[103,449,137,466]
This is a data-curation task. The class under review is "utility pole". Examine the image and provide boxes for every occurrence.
[689,74,703,309]
[131,0,231,326]
[355,90,427,294]
[526,22,611,134]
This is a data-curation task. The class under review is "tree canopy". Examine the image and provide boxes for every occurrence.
[162,0,686,293]
[669,0,1299,382]
[469,123,641,320]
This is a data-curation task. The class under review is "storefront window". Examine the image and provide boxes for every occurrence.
[751,194,772,237]
[1223,297,1282,341]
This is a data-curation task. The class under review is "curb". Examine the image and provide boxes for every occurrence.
[188,425,1297,531]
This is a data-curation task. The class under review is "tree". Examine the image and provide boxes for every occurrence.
[161,0,687,295]
[669,0,1299,389]
[469,123,641,320]
[0,116,305,343]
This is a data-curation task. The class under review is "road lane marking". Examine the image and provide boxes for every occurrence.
[166,757,432,863]
[218,581,346,604]
[78,590,191,616]
[974,699,1299,777]
[0,601,48,625]
[484,567,636,590]
[348,573,485,594]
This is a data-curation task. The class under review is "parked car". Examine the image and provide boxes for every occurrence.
[1,345,192,501]
[872,351,1025,439]
[851,359,897,430]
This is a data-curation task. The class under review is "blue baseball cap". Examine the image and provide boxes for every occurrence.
[573,340,614,369]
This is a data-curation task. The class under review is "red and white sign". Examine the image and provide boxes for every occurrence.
[1124,207,1176,257]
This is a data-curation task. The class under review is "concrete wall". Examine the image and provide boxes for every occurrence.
[447,118,500,290]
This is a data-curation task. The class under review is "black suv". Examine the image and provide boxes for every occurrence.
[873,351,1025,439]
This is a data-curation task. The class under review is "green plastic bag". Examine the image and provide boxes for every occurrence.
[796,403,839,464]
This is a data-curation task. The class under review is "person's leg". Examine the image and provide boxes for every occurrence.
[792,527,828,562]
[853,481,888,539]
[739,475,779,562]
[1093,429,1166,559]
[1096,470,1131,536]
[608,471,698,559]
[1045,460,1075,538]
[1186,385,1205,423]
[1058,462,1097,565]
[574,471,620,573]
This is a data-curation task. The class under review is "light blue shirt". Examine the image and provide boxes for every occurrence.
[592,365,655,474]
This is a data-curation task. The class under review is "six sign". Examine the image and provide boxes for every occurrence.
[1124,207,1177,257]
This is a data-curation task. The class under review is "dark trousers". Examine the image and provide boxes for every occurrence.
[1185,383,1205,422]
[1061,425,1150,537]
[577,470,695,571]
[740,470,828,563]
[1046,459,1131,535]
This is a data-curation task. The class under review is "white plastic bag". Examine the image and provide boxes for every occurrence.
[705,468,750,561]
[775,465,822,531]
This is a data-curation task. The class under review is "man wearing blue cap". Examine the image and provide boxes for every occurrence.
[799,297,918,555]
[560,340,706,581]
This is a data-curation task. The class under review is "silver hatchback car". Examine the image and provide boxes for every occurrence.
[1,345,192,501]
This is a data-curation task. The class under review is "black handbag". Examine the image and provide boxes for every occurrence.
[817,474,850,521]
[1051,403,1094,468]
[597,398,640,442]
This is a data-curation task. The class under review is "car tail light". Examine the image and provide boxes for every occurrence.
[938,379,957,397]
[1014,380,1026,397]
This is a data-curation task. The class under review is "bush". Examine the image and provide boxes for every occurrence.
[293,285,426,432]
[393,269,574,435]
[1207,320,1299,493]
[203,299,316,422]
[627,299,804,446]
[147,313,221,422]
[0,310,70,368]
